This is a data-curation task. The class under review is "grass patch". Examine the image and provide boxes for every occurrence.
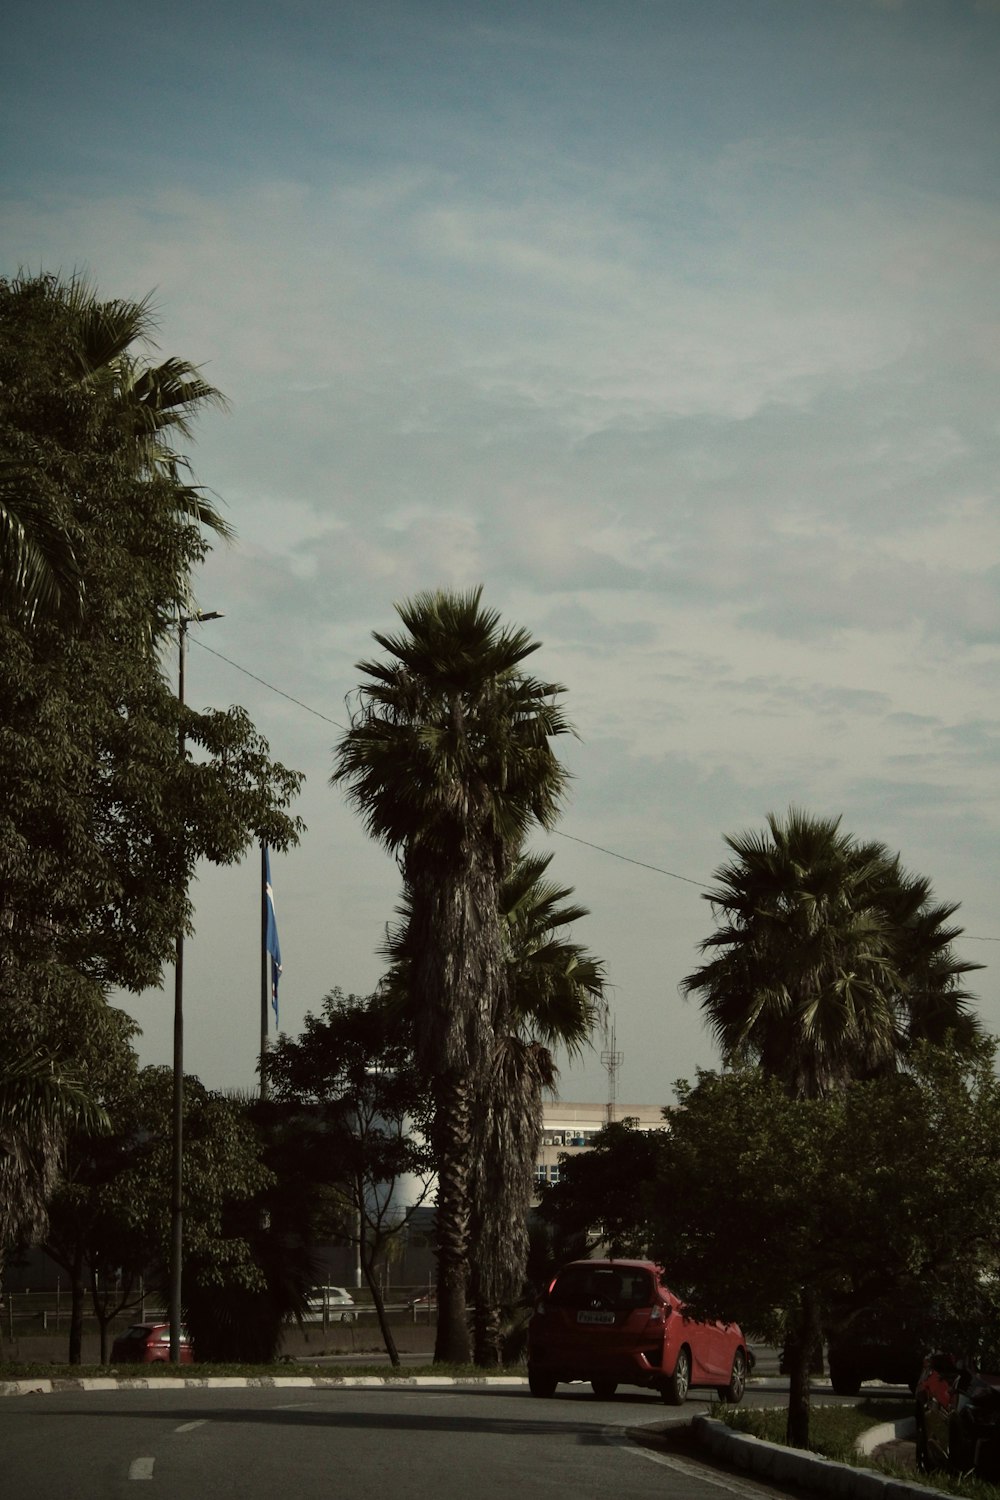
[718,1401,1000,1500]
[719,1400,911,1464]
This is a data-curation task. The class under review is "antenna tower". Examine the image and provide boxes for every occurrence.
[601,1017,623,1126]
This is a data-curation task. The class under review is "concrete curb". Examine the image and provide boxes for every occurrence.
[854,1418,917,1457]
[0,1373,529,1397]
[691,1415,944,1500]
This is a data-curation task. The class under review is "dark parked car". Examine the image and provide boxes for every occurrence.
[826,1324,926,1395]
[527,1258,749,1404]
[915,1352,1000,1480]
[110,1322,193,1364]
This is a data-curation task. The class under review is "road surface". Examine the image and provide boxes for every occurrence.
[1,1382,799,1500]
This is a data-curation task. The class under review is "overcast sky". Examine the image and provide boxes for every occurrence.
[5,0,1000,1107]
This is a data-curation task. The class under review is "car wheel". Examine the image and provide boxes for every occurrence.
[828,1361,862,1396]
[717,1349,747,1404]
[591,1379,618,1400]
[528,1366,558,1398]
[662,1347,691,1406]
[340,1311,357,1323]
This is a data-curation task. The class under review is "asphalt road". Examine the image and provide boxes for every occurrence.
[1,1382,801,1500]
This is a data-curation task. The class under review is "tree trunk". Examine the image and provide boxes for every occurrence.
[432,1071,473,1365]
[68,1254,86,1366]
[362,1251,401,1368]
[472,1298,502,1367]
[785,1291,820,1449]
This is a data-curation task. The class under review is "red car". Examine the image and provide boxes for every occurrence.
[527,1258,749,1403]
[110,1322,194,1364]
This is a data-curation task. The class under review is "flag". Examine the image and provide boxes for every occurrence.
[264,845,282,1027]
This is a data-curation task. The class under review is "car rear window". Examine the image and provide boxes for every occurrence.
[549,1266,655,1311]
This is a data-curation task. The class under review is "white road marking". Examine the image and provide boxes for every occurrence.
[604,1428,775,1499]
[128,1457,155,1480]
[176,1420,207,1432]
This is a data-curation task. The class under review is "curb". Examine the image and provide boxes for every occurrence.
[0,1373,529,1397]
[854,1418,917,1457]
[691,1415,944,1500]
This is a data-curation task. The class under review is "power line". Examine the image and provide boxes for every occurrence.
[190,635,1000,942]
[191,637,347,730]
[551,830,707,889]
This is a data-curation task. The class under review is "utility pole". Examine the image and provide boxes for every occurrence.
[169,609,223,1364]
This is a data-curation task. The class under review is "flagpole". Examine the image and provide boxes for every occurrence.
[260,842,269,1101]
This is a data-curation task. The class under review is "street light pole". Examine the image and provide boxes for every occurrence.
[169,609,223,1365]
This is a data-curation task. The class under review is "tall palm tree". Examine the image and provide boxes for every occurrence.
[469,852,607,1365]
[333,588,572,1363]
[683,807,983,1441]
[683,810,902,1098]
[0,273,230,631]
[683,808,981,1100]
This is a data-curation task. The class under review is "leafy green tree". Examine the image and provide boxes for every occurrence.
[683,809,981,1097]
[267,990,435,1366]
[102,1066,275,1363]
[538,1116,669,1261]
[682,809,982,1433]
[0,272,303,1269]
[647,1046,1000,1449]
[38,1000,143,1363]
[333,588,571,1362]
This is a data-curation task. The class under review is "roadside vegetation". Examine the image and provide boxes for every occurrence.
[719,1402,1000,1500]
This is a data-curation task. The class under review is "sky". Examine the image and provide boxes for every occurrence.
[5,0,1000,1107]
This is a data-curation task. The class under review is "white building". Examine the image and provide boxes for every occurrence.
[534,1101,668,1196]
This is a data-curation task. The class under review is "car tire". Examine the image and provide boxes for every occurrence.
[828,1361,862,1396]
[717,1348,747,1404]
[662,1347,691,1406]
[591,1379,618,1400]
[528,1367,558,1398]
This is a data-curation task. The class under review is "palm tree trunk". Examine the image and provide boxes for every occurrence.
[472,1296,503,1367]
[432,1070,473,1365]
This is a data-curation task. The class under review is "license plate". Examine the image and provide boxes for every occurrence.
[577,1310,615,1325]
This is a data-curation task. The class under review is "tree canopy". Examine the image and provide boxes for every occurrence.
[332,587,572,1363]
[0,272,303,1271]
[683,808,982,1098]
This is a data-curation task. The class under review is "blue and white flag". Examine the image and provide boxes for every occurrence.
[264,846,282,1027]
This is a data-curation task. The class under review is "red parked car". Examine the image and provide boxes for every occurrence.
[527,1259,749,1403]
[110,1322,193,1364]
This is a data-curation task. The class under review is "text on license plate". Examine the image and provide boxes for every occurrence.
[577,1310,615,1325]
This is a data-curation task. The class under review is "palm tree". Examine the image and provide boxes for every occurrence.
[469,852,607,1365]
[0,1046,108,1283]
[683,807,983,1443]
[683,808,981,1099]
[0,273,230,631]
[333,587,572,1363]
